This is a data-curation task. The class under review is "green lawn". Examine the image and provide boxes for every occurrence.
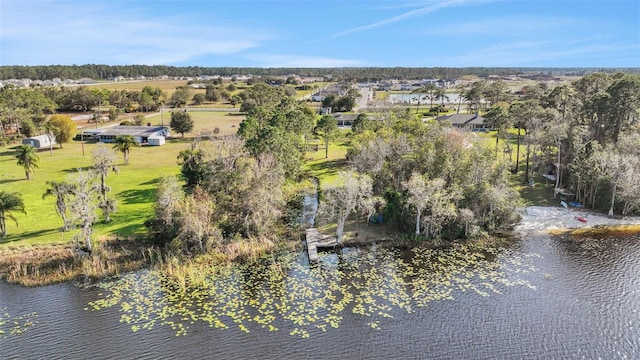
[0,111,247,247]
[144,110,244,137]
[303,131,350,186]
[0,140,187,246]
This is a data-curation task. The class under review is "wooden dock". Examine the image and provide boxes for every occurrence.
[305,228,337,261]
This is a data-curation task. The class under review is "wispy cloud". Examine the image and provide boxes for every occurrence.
[423,16,579,37]
[448,38,639,67]
[0,1,271,65]
[245,54,366,68]
[330,0,492,38]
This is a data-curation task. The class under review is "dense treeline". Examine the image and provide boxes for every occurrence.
[1,64,637,82]
[462,73,640,215]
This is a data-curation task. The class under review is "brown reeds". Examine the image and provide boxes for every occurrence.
[0,237,156,286]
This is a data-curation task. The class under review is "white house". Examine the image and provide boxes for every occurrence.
[96,126,170,145]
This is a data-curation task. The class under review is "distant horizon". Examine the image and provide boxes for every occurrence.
[2,64,638,70]
[1,0,638,68]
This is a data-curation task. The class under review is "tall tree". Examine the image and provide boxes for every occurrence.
[92,145,118,222]
[42,181,76,231]
[170,111,194,138]
[0,191,26,237]
[403,172,429,235]
[48,114,76,148]
[177,141,208,187]
[434,87,449,109]
[68,170,98,252]
[170,86,191,108]
[317,171,379,244]
[484,102,511,149]
[315,115,338,159]
[483,80,509,107]
[113,135,140,165]
[15,144,39,180]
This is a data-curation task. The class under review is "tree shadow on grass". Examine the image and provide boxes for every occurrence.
[167,137,195,144]
[117,187,156,205]
[96,212,149,237]
[0,149,18,157]
[306,159,347,179]
[140,178,160,186]
[109,222,147,237]
[0,228,60,245]
[0,178,22,185]
[61,166,93,173]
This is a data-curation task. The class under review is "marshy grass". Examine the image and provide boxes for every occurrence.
[0,232,295,287]
[0,237,156,286]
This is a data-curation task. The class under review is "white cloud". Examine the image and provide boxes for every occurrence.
[245,54,366,68]
[330,0,492,38]
[447,38,639,67]
[0,1,271,65]
[423,16,579,37]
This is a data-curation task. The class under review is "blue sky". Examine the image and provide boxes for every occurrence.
[1,0,638,67]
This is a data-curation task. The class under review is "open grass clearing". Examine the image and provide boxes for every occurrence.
[0,111,246,247]
[303,130,351,186]
[144,110,244,137]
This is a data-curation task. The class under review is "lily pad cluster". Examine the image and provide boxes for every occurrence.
[86,243,540,338]
[0,308,38,338]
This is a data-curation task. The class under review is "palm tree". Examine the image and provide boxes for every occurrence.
[0,191,26,237]
[15,144,40,180]
[435,87,449,110]
[42,181,76,231]
[112,135,140,165]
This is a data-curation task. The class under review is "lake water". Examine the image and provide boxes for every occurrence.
[2,232,640,359]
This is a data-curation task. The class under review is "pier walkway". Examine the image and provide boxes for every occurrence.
[305,228,337,261]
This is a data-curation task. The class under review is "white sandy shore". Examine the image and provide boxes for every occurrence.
[514,206,640,234]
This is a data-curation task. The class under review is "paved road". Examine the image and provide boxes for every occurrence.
[355,86,373,111]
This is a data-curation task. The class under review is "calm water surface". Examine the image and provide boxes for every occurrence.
[2,233,639,359]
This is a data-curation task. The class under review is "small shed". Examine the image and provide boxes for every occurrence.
[22,134,56,149]
[147,135,165,146]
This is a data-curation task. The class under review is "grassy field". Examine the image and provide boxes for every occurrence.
[0,111,246,247]
[303,130,351,186]
[144,110,244,137]
[88,80,193,96]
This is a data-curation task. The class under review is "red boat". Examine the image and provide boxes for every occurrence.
[575,216,588,223]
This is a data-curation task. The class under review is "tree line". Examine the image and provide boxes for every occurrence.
[2,64,637,82]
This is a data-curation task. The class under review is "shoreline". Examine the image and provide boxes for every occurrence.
[514,206,640,236]
[3,206,640,287]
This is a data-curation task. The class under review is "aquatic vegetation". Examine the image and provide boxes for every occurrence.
[85,243,540,338]
[0,308,38,338]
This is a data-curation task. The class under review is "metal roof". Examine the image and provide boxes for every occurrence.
[97,126,167,137]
